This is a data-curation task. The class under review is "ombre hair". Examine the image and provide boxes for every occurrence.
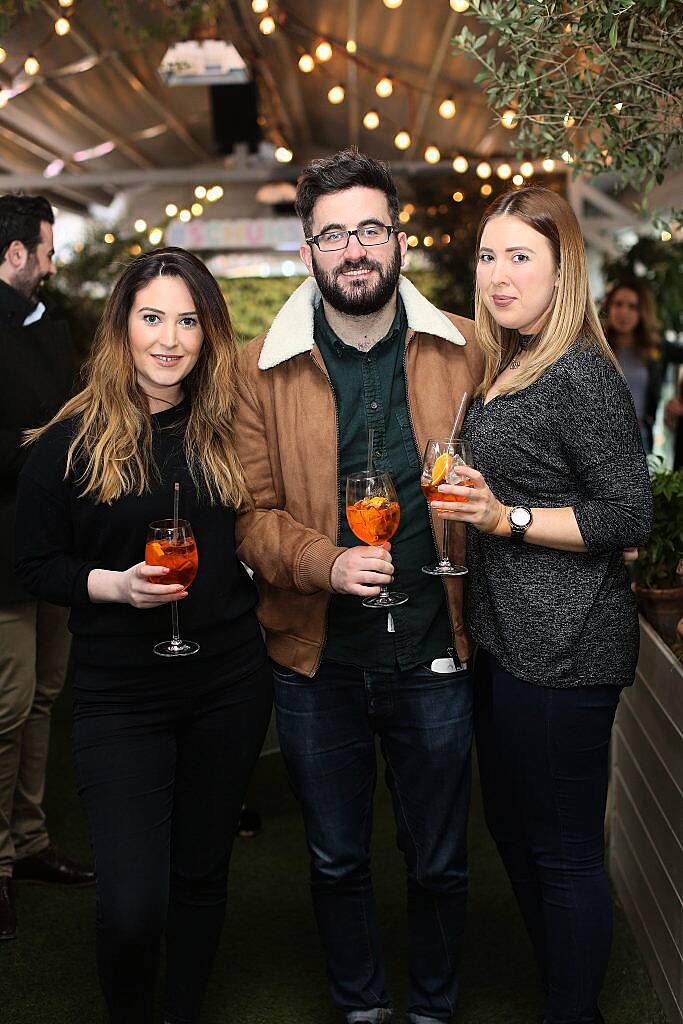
[474,186,620,397]
[26,247,250,509]
[603,278,661,361]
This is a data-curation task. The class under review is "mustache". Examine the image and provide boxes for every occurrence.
[335,257,381,277]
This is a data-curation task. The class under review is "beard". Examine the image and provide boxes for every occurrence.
[311,240,402,316]
[12,255,48,303]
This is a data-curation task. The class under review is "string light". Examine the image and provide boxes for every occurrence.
[480,184,492,197]
[328,84,345,105]
[148,227,163,245]
[661,230,672,242]
[376,76,393,98]
[394,129,411,150]
[54,17,71,35]
[0,48,6,64]
[399,211,410,224]
[0,91,9,109]
[346,40,357,54]
[512,174,524,186]
[613,101,623,112]
[383,0,403,7]
[134,218,147,232]
[520,161,534,177]
[179,209,192,222]
[315,41,333,62]
[404,203,415,215]
[129,243,142,256]
[452,156,468,173]
[298,53,314,73]
[407,235,418,248]
[424,236,434,247]
[424,145,441,164]
[165,203,178,217]
[496,163,512,180]
[259,16,276,35]
[191,203,204,216]
[24,55,40,76]
[438,98,456,119]
[441,234,451,244]
[500,109,518,129]
[542,158,555,172]
[561,150,574,163]
[476,161,492,179]
[252,0,269,11]
[58,0,74,6]
[450,0,470,10]
[207,185,224,200]
[104,232,115,244]
[452,191,464,203]
[275,146,294,163]
[563,112,575,128]
[194,185,207,199]
[363,110,380,130]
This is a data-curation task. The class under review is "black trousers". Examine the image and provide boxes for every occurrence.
[72,658,273,1024]
[474,649,621,1024]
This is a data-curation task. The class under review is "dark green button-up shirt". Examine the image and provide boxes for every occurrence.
[314,296,452,670]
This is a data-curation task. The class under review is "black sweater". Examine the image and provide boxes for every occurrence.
[462,341,652,688]
[14,403,264,673]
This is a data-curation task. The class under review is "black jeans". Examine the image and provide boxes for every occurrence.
[474,649,621,1024]
[72,659,273,1024]
[274,658,473,1024]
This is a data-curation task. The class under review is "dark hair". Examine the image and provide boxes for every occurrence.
[295,147,400,237]
[0,194,54,263]
[603,278,661,358]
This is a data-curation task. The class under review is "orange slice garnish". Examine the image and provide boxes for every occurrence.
[149,542,165,560]
[431,452,453,486]
[367,496,389,508]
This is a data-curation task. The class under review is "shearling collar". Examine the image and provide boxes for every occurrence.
[258,274,466,370]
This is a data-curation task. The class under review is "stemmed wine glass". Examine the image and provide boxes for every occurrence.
[420,438,474,577]
[145,518,199,656]
[346,471,408,608]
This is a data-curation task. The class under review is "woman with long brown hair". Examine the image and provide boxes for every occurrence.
[13,248,272,1024]
[430,188,651,1024]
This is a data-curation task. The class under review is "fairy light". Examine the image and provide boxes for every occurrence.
[363,110,380,130]
[148,227,163,245]
[383,0,403,7]
[404,203,415,215]
[452,191,464,203]
[438,98,456,119]
[399,210,410,224]
[252,0,269,10]
[613,101,623,112]
[500,109,518,129]
[376,76,393,98]
[194,185,207,199]
[129,243,142,256]
[407,235,418,248]
[134,218,147,232]
[450,0,470,10]
[24,55,40,76]
[442,234,451,244]
[424,145,441,164]
[104,232,115,244]
[394,130,411,150]
[563,112,575,128]
[328,84,345,105]
[452,156,468,174]
[0,91,9,109]
[259,16,276,35]
[298,53,314,73]
[520,161,534,177]
[191,203,203,216]
[496,163,512,180]
[179,209,192,222]
[315,41,333,62]
[206,185,224,200]
[661,230,672,242]
[0,48,6,64]
[476,161,492,179]
[275,146,293,163]
[54,17,71,35]
[58,0,74,6]
[512,174,524,186]
[561,150,574,163]
[165,203,178,217]
[480,184,492,197]
[424,236,434,247]
[542,158,555,172]
[346,39,357,54]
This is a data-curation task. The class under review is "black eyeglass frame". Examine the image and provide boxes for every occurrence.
[305,224,398,252]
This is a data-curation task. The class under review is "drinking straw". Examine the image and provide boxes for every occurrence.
[366,427,375,475]
[173,481,180,533]
[448,391,469,443]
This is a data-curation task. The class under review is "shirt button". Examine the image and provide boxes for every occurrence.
[370,401,378,410]
[374,450,382,459]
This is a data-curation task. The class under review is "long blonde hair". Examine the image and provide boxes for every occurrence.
[474,186,620,397]
[27,247,250,508]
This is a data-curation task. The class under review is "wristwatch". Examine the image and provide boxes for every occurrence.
[507,506,533,545]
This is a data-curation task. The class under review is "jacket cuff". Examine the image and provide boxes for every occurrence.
[296,537,348,594]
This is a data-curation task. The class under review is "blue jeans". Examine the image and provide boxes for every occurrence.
[474,650,621,1024]
[273,658,473,1024]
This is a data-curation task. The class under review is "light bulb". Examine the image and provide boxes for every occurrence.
[275,146,293,163]
[512,174,524,186]
[54,17,71,35]
[134,218,147,233]
[298,53,314,73]
[148,228,163,245]
[252,0,269,11]
[441,234,451,245]
[520,161,534,177]
[394,130,411,151]
[424,145,441,164]
[179,209,192,222]
[661,230,672,242]
[450,0,470,11]
[407,235,418,248]
[259,16,276,35]
[452,191,464,203]
[363,110,380,130]
[104,232,115,244]
[563,112,575,128]
[439,98,456,119]
[315,41,332,62]
[328,84,345,105]
[496,163,511,180]
[476,161,492,179]
[194,185,207,199]
[561,150,574,163]
[500,109,518,129]
[376,76,393,98]
[383,0,403,7]
[165,203,178,217]
[346,39,357,54]
[191,203,203,216]
[58,0,74,6]
[24,55,40,76]
[0,48,6,64]
[452,156,468,173]
[399,211,410,224]
[542,158,555,173]
[480,184,492,197]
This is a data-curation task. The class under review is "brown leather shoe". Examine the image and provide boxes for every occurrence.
[12,844,95,886]
[0,878,17,939]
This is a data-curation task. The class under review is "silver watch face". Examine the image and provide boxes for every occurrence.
[510,506,532,528]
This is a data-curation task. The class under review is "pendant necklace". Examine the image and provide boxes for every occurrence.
[510,333,533,369]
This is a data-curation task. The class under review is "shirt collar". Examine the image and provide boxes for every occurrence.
[0,279,39,328]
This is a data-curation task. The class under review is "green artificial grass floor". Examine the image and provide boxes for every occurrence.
[2,678,667,1024]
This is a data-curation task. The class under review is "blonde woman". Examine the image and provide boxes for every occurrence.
[14,248,272,1024]
[430,188,652,1024]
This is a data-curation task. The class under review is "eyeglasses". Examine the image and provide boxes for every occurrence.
[306,223,397,252]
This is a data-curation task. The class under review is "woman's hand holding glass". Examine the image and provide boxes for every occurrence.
[87,562,188,607]
[429,463,507,535]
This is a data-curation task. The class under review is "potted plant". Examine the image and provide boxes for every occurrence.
[632,462,683,645]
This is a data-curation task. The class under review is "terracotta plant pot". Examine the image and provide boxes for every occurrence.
[634,585,683,646]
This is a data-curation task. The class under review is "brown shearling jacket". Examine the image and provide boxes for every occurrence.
[234,275,485,677]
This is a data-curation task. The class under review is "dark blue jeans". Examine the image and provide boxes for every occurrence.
[474,650,621,1024]
[273,658,473,1024]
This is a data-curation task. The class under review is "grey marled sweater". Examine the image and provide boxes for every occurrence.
[462,340,652,687]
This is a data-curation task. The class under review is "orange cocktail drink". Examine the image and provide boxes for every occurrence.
[145,535,198,588]
[346,495,400,546]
